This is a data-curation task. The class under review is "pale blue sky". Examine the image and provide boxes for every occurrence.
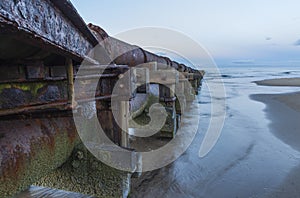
[70,0,300,66]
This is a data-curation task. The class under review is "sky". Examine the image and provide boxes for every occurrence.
[70,0,300,66]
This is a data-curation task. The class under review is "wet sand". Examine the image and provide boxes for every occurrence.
[252,78,300,197]
[252,92,300,151]
[130,77,300,198]
[253,78,300,151]
[255,78,300,116]
[254,77,300,87]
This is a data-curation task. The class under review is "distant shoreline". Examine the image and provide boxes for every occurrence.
[251,77,300,152]
[254,77,300,87]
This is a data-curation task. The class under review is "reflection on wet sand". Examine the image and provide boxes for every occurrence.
[267,164,300,198]
[130,76,300,198]
[14,186,92,198]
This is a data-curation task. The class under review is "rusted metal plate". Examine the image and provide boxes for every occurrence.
[0,65,23,81]
[144,51,168,65]
[75,64,134,100]
[50,66,67,78]
[106,39,146,67]
[0,0,96,61]
[26,62,45,79]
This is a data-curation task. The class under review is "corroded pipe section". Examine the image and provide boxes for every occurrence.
[88,24,146,66]
[88,24,205,103]
[88,23,203,77]
[0,117,79,198]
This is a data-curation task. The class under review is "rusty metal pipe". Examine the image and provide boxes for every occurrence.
[0,118,79,197]
[88,24,198,73]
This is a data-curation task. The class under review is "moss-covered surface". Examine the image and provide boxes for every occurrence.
[35,143,131,198]
[129,93,177,138]
[0,83,44,97]
[0,117,130,198]
[129,96,149,120]
[0,118,79,198]
[175,96,186,115]
[129,94,158,127]
[159,107,177,138]
[0,81,68,109]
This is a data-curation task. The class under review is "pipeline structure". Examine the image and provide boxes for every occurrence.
[0,0,204,197]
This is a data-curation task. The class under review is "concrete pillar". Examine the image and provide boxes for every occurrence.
[155,70,178,138]
[112,100,130,148]
[175,77,187,115]
[183,72,196,102]
[189,73,201,95]
[135,67,149,94]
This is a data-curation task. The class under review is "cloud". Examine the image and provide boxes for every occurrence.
[265,37,272,41]
[294,39,300,46]
[155,52,167,56]
[232,59,255,64]
[293,17,300,21]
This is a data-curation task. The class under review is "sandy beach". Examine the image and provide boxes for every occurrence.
[253,78,300,151]
[254,77,300,111]
[254,77,300,87]
[251,78,300,197]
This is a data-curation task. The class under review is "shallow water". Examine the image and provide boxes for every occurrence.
[19,66,300,198]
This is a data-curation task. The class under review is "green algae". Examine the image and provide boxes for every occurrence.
[0,81,67,98]
[129,94,158,127]
[129,93,177,138]
[0,120,80,198]
[0,83,44,97]
[36,143,131,198]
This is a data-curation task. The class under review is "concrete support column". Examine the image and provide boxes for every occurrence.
[175,77,187,115]
[135,67,150,94]
[154,70,178,138]
[183,72,196,102]
[112,100,130,148]
[187,73,197,94]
